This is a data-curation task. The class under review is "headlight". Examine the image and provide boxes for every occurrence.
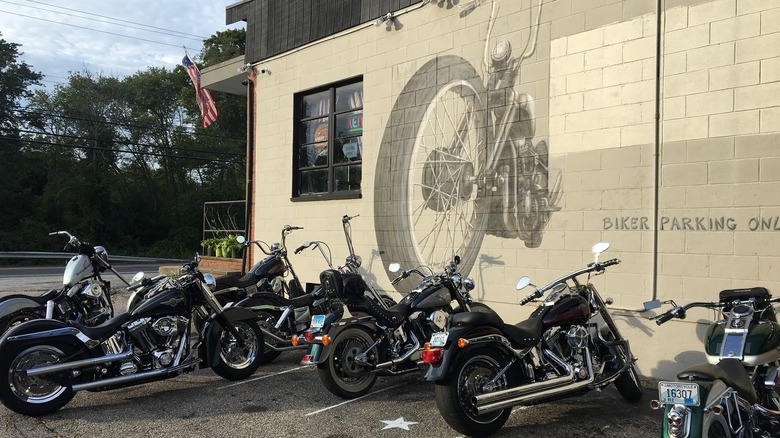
[203,273,216,291]
[463,277,475,291]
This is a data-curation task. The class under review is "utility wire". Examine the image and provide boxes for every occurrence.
[1,136,245,164]
[25,0,209,39]
[17,129,245,158]
[1,1,205,41]
[14,108,246,142]
[0,9,199,50]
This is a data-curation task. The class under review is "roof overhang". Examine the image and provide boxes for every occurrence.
[201,55,248,96]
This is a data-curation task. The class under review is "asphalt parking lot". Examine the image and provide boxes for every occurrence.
[0,272,662,437]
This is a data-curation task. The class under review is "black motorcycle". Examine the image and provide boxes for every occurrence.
[237,214,395,364]
[0,231,130,334]
[425,243,641,437]
[211,225,308,305]
[0,255,264,416]
[315,255,485,399]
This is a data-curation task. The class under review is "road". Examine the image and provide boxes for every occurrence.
[0,269,661,438]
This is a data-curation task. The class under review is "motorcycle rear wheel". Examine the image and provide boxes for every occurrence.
[0,310,41,335]
[317,326,378,399]
[254,310,284,364]
[212,320,264,380]
[0,341,77,416]
[435,348,516,437]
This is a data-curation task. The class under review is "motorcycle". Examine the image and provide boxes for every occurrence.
[211,225,308,306]
[645,288,780,437]
[0,254,264,416]
[315,254,485,399]
[237,214,396,364]
[424,242,641,437]
[374,0,561,287]
[0,231,130,334]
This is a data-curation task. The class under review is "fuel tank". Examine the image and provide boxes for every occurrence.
[705,321,780,365]
[63,254,92,286]
[249,255,285,278]
[131,288,187,318]
[532,295,590,327]
[410,285,451,311]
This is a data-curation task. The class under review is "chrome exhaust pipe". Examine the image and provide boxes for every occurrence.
[373,332,420,370]
[474,349,594,415]
[72,358,201,392]
[26,351,134,378]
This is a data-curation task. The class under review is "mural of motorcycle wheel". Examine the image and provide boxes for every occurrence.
[374,1,561,291]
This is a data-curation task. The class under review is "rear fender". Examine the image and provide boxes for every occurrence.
[0,296,45,319]
[0,319,96,356]
[425,325,509,382]
[199,307,260,368]
[236,294,288,312]
[316,318,381,365]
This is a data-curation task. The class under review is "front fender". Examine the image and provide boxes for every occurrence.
[316,317,380,365]
[425,325,509,382]
[0,296,45,319]
[199,307,260,368]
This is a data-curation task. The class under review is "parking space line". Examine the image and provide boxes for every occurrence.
[218,366,309,390]
[305,383,404,417]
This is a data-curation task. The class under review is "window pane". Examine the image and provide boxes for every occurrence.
[299,169,329,194]
[335,82,363,112]
[299,118,328,144]
[302,91,329,117]
[335,164,361,192]
[334,136,361,164]
[299,143,328,168]
[336,110,362,137]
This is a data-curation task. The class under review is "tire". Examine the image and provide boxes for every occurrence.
[254,310,284,364]
[0,310,41,335]
[317,326,379,399]
[704,419,728,438]
[211,320,264,380]
[435,348,516,437]
[375,55,489,293]
[0,341,76,416]
[601,329,643,403]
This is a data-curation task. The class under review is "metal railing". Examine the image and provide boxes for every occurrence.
[0,252,185,263]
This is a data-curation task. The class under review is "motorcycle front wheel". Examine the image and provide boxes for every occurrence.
[375,55,489,293]
[317,326,379,399]
[435,348,516,437]
[211,320,264,380]
[0,341,77,416]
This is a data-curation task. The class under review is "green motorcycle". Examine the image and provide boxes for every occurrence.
[646,287,780,437]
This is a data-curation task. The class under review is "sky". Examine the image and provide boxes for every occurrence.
[0,0,245,91]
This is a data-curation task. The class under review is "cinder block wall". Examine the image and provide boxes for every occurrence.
[249,0,780,379]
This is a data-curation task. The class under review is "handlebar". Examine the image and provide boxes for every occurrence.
[342,214,359,223]
[284,225,303,232]
[650,296,780,325]
[518,258,621,306]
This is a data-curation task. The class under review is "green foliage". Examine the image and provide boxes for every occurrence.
[1,31,248,258]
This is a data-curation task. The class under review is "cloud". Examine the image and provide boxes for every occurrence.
[0,0,243,89]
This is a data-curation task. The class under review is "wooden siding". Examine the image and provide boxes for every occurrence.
[227,0,421,63]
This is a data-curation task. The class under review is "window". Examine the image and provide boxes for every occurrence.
[293,78,363,200]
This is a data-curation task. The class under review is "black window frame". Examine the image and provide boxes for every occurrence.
[291,76,363,202]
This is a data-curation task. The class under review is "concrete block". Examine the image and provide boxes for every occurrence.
[603,16,644,45]
[664,96,687,120]
[584,44,624,70]
[550,52,585,77]
[689,0,736,27]
[736,33,780,63]
[684,184,736,208]
[709,62,761,91]
[665,24,710,54]
[687,136,735,161]
[708,158,760,183]
[662,116,708,142]
[711,13,761,44]
[709,110,760,137]
[685,89,734,117]
[760,107,780,133]
[663,162,708,186]
[761,58,780,84]
[687,42,735,71]
[760,157,780,181]
[664,70,709,98]
[736,133,780,158]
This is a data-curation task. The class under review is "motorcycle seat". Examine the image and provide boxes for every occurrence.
[677,358,757,405]
[69,313,132,341]
[346,296,405,328]
[501,318,543,348]
[215,272,258,290]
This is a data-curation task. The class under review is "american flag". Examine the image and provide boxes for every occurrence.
[182,50,218,128]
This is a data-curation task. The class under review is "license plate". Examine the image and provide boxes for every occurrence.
[311,315,326,329]
[429,332,448,347]
[658,381,700,406]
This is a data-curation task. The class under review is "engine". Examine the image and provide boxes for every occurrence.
[541,324,591,381]
[127,316,188,370]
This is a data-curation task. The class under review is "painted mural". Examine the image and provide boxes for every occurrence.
[373,0,560,290]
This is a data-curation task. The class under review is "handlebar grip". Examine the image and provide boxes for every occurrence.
[655,311,675,325]
[602,258,620,267]
[294,245,306,254]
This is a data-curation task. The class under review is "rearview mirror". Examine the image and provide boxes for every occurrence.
[236,236,246,244]
[592,242,610,255]
[131,272,145,283]
[643,300,662,310]
[388,263,401,273]
[516,276,531,290]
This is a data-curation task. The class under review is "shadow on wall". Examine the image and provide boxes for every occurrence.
[649,318,712,379]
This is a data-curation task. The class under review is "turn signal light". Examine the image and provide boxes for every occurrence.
[422,347,443,366]
[291,336,299,347]
[711,405,724,415]
[304,331,316,342]
[649,400,661,410]
[423,342,431,350]
[322,335,330,346]
[457,338,469,348]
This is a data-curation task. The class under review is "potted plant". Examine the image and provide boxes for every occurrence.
[224,234,243,259]
[201,238,217,257]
